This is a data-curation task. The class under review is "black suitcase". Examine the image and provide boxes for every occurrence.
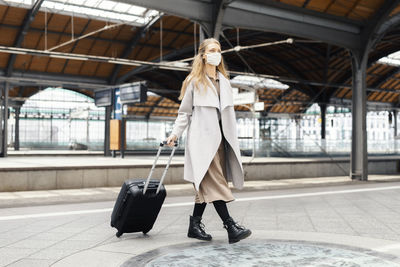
[111,140,178,237]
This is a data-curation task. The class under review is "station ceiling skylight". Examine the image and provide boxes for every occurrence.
[1,0,159,26]
[378,51,400,67]
[231,75,289,90]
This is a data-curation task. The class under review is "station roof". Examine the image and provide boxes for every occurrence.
[1,0,400,118]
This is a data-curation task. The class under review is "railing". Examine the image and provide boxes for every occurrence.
[14,138,400,156]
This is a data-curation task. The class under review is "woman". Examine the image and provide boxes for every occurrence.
[166,38,251,244]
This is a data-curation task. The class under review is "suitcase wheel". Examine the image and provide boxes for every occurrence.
[116,231,123,238]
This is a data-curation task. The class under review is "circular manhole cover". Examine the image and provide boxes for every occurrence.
[122,239,400,267]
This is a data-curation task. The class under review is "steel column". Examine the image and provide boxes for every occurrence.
[319,103,326,139]
[394,110,398,138]
[104,106,111,157]
[14,106,20,151]
[1,82,9,157]
[199,25,205,43]
[120,116,125,158]
[350,52,368,180]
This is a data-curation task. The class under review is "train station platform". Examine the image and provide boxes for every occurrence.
[1,179,400,266]
[1,154,400,192]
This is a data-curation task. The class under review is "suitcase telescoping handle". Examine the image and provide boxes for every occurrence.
[143,140,178,195]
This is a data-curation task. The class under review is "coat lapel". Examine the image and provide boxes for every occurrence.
[192,72,234,111]
[193,77,219,109]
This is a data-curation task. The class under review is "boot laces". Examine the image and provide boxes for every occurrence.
[199,222,207,233]
[224,218,245,230]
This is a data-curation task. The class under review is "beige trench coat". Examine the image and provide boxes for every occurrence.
[171,71,244,191]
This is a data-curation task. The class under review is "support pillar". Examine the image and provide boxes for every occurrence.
[319,103,326,140]
[14,106,20,151]
[295,115,301,150]
[199,25,205,43]
[394,110,398,138]
[1,82,9,157]
[350,52,368,180]
[120,116,125,159]
[104,106,111,157]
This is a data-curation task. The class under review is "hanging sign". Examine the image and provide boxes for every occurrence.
[94,89,112,107]
[119,81,147,104]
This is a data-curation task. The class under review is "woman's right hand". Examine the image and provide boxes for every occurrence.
[166,134,177,147]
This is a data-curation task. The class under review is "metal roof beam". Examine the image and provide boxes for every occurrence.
[212,0,226,39]
[0,23,177,53]
[109,15,161,85]
[361,0,400,48]
[6,0,44,77]
[224,0,361,50]
[120,0,361,50]
[0,70,108,90]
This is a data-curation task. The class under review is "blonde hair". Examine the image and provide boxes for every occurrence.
[178,38,229,100]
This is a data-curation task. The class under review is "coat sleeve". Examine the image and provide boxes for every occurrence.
[171,81,194,139]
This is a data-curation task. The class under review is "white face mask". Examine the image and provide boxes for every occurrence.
[205,52,221,66]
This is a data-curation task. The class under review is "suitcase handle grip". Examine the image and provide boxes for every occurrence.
[161,140,178,147]
[143,140,178,194]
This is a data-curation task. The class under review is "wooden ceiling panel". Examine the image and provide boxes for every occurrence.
[34,13,69,33]
[114,25,136,42]
[28,56,52,73]
[335,88,349,98]
[23,31,44,49]
[13,54,32,70]
[343,89,352,98]
[388,92,399,103]
[375,91,387,101]
[0,53,10,68]
[348,0,385,20]
[2,6,26,26]
[84,39,110,55]
[93,62,113,77]
[46,58,67,73]
[133,46,152,61]
[8,87,19,98]
[118,65,135,78]
[325,1,354,18]
[368,91,379,101]
[78,61,99,77]
[390,5,400,16]
[104,43,125,58]
[382,92,394,102]
[62,59,85,75]
[45,35,73,51]
[307,0,334,13]
[388,79,400,89]
[66,39,94,55]
[369,63,387,75]
[0,27,17,46]
[0,5,9,22]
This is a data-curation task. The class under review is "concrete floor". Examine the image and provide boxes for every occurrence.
[1,181,400,266]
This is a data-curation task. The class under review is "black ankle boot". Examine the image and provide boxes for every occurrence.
[223,217,251,244]
[187,216,212,241]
